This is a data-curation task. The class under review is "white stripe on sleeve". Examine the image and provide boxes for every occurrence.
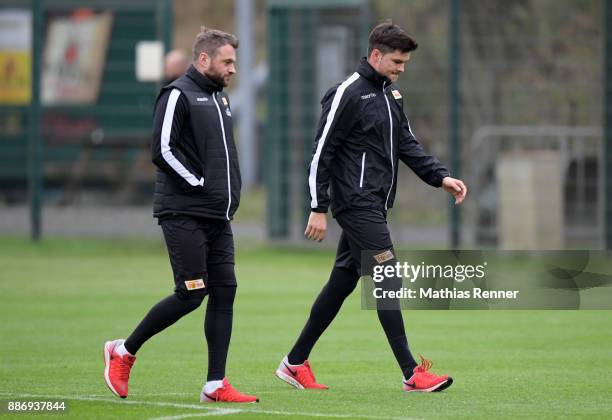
[308,72,360,208]
[161,89,204,187]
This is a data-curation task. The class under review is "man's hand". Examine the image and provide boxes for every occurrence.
[304,211,327,242]
[442,176,467,204]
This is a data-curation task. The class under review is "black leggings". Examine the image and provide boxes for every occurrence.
[288,266,418,378]
[124,285,236,381]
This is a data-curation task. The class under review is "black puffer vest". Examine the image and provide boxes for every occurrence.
[152,66,241,221]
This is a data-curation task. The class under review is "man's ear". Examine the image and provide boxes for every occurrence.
[198,52,210,70]
[369,48,383,64]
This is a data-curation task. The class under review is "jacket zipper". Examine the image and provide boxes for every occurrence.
[212,93,232,221]
[382,81,394,210]
[359,151,366,188]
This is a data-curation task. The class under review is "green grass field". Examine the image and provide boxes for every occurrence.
[1,236,611,419]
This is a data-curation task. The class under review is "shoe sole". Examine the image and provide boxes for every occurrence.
[200,396,259,404]
[103,341,124,399]
[275,369,304,389]
[432,377,453,392]
[405,377,453,393]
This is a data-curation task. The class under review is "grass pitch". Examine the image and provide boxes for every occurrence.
[0,236,611,419]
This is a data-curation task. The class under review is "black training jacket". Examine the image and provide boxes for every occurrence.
[308,58,450,216]
[151,65,241,221]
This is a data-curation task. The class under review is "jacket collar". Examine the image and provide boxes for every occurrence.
[185,64,224,93]
[356,57,391,88]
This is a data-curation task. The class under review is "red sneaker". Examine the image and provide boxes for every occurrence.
[275,356,328,389]
[103,339,136,398]
[200,378,259,403]
[403,355,453,392]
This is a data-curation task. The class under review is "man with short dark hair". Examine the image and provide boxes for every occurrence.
[275,22,466,393]
[103,26,258,403]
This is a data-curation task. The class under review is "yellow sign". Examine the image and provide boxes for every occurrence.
[0,9,31,105]
[0,51,31,104]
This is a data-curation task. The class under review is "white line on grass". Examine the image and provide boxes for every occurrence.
[238,412,420,420]
[0,392,422,420]
[149,411,242,419]
[148,410,422,420]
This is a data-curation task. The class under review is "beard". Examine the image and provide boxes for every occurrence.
[205,69,228,87]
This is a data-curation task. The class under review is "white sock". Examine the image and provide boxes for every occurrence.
[283,356,303,367]
[116,342,132,357]
[204,380,223,393]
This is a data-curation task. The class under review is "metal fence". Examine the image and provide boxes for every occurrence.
[0,0,606,248]
[0,0,171,237]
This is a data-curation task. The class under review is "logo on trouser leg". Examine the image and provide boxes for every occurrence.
[184,279,205,290]
[373,250,394,264]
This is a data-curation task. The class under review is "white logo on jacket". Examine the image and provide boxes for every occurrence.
[361,92,377,100]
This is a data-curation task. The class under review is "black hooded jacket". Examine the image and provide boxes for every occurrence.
[151,65,241,221]
[308,58,449,216]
